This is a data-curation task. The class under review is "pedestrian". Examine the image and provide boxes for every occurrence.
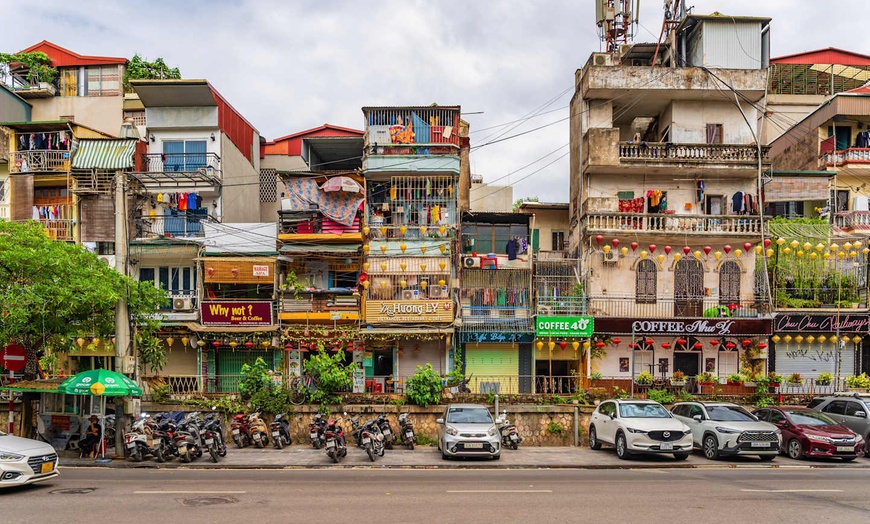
[80,415,102,458]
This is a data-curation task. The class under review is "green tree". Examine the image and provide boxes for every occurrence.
[513,196,539,211]
[124,54,181,92]
[239,357,270,399]
[0,51,56,86]
[405,363,443,407]
[0,220,166,378]
[303,349,353,405]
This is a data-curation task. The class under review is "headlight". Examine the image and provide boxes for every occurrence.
[488,426,499,437]
[855,433,865,443]
[0,452,25,462]
[626,428,648,434]
[715,427,742,434]
[806,434,833,444]
[445,425,458,436]
[683,429,694,436]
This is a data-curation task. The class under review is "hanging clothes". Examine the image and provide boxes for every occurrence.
[188,193,198,210]
[507,239,518,260]
[731,191,746,214]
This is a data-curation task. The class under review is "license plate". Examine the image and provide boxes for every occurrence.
[837,446,854,452]
[310,432,318,439]
[232,429,240,435]
[660,442,673,450]
[326,440,335,448]
[464,443,483,449]
[178,446,187,453]
[41,462,54,474]
[751,441,770,447]
[253,433,261,440]
[362,437,371,444]
[205,438,214,445]
[406,431,414,438]
[510,434,519,441]
[126,442,136,448]
[383,429,391,435]
[272,431,279,437]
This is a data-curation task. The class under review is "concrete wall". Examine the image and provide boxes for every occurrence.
[771,125,823,171]
[763,94,827,144]
[520,207,569,251]
[669,100,759,144]
[220,134,261,222]
[469,183,513,213]
[161,341,200,375]
[146,106,218,129]
[30,96,123,137]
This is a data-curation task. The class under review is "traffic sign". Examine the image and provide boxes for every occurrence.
[1,344,27,372]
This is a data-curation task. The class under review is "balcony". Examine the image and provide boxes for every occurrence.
[774,287,867,311]
[9,150,71,174]
[132,153,221,191]
[587,295,768,318]
[583,212,762,236]
[16,218,74,241]
[9,82,56,99]
[619,142,768,165]
[134,213,207,239]
[277,210,361,242]
[826,148,870,167]
[536,296,587,316]
[278,290,360,322]
[459,306,532,332]
[362,106,461,175]
[833,211,870,233]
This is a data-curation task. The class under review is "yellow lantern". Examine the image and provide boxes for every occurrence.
[806,335,815,344]
[166,337,174,347]
[77,337,85,348]
[420,281,428,290]
[795,335,804,343]
[830,243,839,251]
[380,261,388,271]
[815,243,825,252]
[583,341,591,352]
[400,262,407,272]
[380,226,387,236]
[229,341,239,348]
[420,245,427,254]
[656,254,665,265]
[572,341,580,351]
[380,244,388,253]
[439,261,446,271]
[379,280,388,290]
[420,226,428,236]
[420,263,427,272]
[548,341,555,351]
[754,245,762,255]
[838,251,846,259]
[400,280,407,289]
[400,243,407,253]
[783,334,792,343]
[850,251,858,258]
[765,248,774,257]
[261,340,271,349]
[603,245,611,254]
[790,239,799,249]
[399,225,407,236]
[796,250,804,258]
[803,242,812,251]
[363,244,370,253]
[852,335,862,344]
[771,334,781,343]
[776,238,786,246]
[863,248,870,255]
[640,250,648,260]
[439,225,446,236]
[734,249,742,258]
[844,241,853,250]
[810,252,818,260]
[439,244,447,254]
[620,247,629,257]
[824,252,831,260]
[438,279,446,287]
[536,341,544,351]
[693,250,702,260]
[673,253,682,262]
[181,336,189,347]
[830,335,838,343]
[783,247,792,255]
[362,280,370,290]
[363,262,370,272]
[362,226,370,236]
[91,338,100,346]
[817,335,826,343]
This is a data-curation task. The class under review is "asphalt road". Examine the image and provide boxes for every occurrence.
[2,468,869,523]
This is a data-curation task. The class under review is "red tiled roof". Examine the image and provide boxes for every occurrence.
[18,40,127,67]
[771,47,870,66]
[268,124,363,144]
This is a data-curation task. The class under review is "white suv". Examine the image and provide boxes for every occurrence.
[589,399,693,460]
[671,402,780,460]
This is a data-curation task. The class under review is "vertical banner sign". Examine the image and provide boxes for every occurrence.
[353,367,365,393]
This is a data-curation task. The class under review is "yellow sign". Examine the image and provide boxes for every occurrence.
[364,300,454,324]
[90,382,106,396]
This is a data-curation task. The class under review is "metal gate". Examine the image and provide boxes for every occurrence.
[674,259,703,317]
[719,261,741,306]
[774,342,855,379]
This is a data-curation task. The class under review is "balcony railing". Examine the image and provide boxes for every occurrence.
[17,218,74,241]
[535,296,587,315]
[833,211,870,232]
[587,295,767,318]
[536,250,570,260]
[773,287,866,310]
[459,306,532,331]
[141,374,244,399]
[364,107,461,149]
[279,291,360,314]
[10,150,71,174]
[134,213,206,238]
[583,212,762,235]
[277,211,361,236]
[618,142,768,164]
[826,148,870,167]
[140,152,221,173]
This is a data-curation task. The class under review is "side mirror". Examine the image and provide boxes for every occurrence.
[692,414,703,422]
[855,411,867,418]
[436,418,444,425]
[774,419,788,427]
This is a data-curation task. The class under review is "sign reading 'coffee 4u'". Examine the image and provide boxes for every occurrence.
[536,316,594,337]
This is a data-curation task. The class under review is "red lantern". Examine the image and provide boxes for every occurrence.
[244,341,254,348]
[693,342,703,350]
[648,244,656,253]
[559,341,567,350]
[709,339,719,346]
[725,342,736,350]
[299,344,309,353]
[683,246,691,255]
[332,346,340,352]
[284,343,293,351]
[596,341,606,349]
[611,238,620,248]
[664,245,672,255]
[212,340,221,348]
[612,337,622,346]
[677,338,687,346]
[630,242,638,252]
[742,339,752,347]
[595,235,604,245]
[628,343,636,349]
[763,238,772,248]
[645,338,654,346]
[703,246,711,256]
[744,242,752,251]
[723,245,732,254]
[661,342,671,349]
[757,342,768,350]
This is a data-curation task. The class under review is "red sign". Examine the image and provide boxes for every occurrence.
[1,344,27,372]
[200,301,273,326]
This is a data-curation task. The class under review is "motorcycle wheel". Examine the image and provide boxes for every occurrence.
[406,440,414,450]
[366,444,375,462]
[195,446,203,458]
[209,446,219,463]
[511,441,519,450]
[385,439,393,450]
[275,436,284,450]
[328,450,338,463]
[378,444,385,457]
[180,450,191,463]
[218,445,227,457]
[155,444,165,463]
[234,437,244,449]
[130,445,143,462]
[262,434,270,447]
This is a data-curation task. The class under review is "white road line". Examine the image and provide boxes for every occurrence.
[134,490,247,494]
[446,490,552,493]
[740,489,843,493]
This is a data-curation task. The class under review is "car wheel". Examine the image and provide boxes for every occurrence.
[673,453,689,461]
[841,456,857,462]
[703,434,719,460]
[615,432,630,460]
[441,449,449,460]
[758,455,775,462]
[787,438,804,460]
[589,426,602,450]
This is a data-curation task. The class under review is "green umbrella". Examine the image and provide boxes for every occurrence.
[58,369,142,397]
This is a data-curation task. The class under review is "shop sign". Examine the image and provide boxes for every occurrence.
[774,313,869,333]
[353,367,365,393]
[253,265,270,277]
[201,301,274,326]
[364,300,453,324]
[593,318,771,335]
[460,332,535,344]
[536,316,594,337]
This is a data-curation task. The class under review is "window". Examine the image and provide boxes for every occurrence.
[768,410,786,425]
[765,201,805,218]
[86,65,120,96]
[754,409,769,421]
[831,189,849,213]
[139,266,197,297]
[123,110,146,127]
[719,261,741,306]
[60,68,76,97]
[551,230,565,251]
[689,405,704,419]
[706,405,755,422]
[163,140,208,171]
[706,195,724,215]
[461,223,529,255]
[636,259,657,304]
[845,402,866,417]
[706,124,723,144]
[822,400,846,415]
[633,350,653,376]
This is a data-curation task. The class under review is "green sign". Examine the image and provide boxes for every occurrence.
[535,316,594,337]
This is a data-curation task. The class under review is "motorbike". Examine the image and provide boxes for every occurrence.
[174,412,204,463]
[398,412,416,450]
[203,413,228,458]
[248,412,270,448]
[348,415,364,447]
[271,413,292,449]
[324,416,347,464]
[309,413,327,449]
[124,415,155,462]
[495,409,522,450]
[231,413,252,448]
[150,414,178,463]
[376,414,395,450]
[360,418,386,462]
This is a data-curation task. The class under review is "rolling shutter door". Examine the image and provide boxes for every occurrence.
[774,343,855,379]
[465,344,518,394]
[216,350,278,392]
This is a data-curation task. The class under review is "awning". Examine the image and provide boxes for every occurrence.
[0,378,65,394]
[71,139,139,169]
[279,244,360,255]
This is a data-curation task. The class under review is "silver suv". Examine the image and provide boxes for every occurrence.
[672,402,780,460]
[808,393,870,453]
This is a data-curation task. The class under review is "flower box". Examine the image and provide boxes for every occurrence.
[670,380,686,387]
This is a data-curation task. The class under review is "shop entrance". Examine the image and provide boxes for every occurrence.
[673,352,699,377]
[535,359,576,394]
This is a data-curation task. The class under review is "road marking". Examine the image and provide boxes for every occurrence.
[446,490,552,493]
[134,490,247,494]
[740,489,843,493]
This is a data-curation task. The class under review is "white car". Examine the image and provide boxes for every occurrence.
[437,404,501,460]
[589,399,693,460]
[0,429,59,488]
[671,402,780,460]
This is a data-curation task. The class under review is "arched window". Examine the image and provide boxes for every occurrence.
[674,259,703,316]
[719,261,741,306]
[636,259,657,303]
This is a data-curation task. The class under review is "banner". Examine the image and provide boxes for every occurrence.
[535,316,595,337]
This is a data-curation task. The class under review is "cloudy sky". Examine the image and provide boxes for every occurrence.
[3,1,868,203]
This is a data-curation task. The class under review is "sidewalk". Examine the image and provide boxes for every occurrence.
[59,445,870,470]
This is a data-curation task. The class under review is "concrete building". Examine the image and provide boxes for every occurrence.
[569,12,773,386]
[0,85,32,222]
[517,201,569,255]
[469,176,513,213]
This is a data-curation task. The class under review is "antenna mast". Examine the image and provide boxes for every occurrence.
[596,0,639,52]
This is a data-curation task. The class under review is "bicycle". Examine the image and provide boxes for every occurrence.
[288,374,318,405]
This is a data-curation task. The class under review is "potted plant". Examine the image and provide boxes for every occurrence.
[845,373,870,392]
[726,373,745,386]
[786,373,803,385]
[696,372,716,385]
[767,372,783,387]
[815,372,833,387]
[670,370,686,387]
[635,370,654,387]
[590,371,603,381]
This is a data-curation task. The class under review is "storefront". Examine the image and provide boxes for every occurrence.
[534,315,594,393]
[459,332,534,394]
[771,313,867,380]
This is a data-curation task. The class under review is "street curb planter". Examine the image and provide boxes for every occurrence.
[670,381,686,388]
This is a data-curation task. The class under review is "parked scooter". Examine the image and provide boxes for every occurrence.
[324,416,347,464]
[348,415,364,447]
[124,415,154,462]
[271,413,292,449]
[248,412,270,448]
[360,418,386,462]
[203,413,228,459]
[495,409,522,450]
[150,413,178,463]
[174,412,204,463]
[231,413,252,448]
[309,413,327,449]
[398,412,416,450]
[376,414,395,450]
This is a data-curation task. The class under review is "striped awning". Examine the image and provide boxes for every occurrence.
[71,139,138,169]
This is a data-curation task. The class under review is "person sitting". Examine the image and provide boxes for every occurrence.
[80,415,102,458]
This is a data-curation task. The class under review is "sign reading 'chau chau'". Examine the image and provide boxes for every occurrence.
[774,313,869,333]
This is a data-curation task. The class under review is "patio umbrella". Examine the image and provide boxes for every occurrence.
[320,176,363,193]
[58,369,142,461]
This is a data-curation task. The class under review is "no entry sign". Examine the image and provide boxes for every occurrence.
[1,344,27,372]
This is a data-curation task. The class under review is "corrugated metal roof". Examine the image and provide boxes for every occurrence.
[71,139,138,169]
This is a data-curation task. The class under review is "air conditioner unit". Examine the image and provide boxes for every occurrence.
[619,44,633,57]
[173,297,194,310]
[428,286,445,298]
[401,290,416,300]
[592,52,612,66]
[603,251,620,264]
[98,255,116,267]
[463,256,480,268]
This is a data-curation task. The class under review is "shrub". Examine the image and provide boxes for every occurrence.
[767,372,783,384]
[239,357,270,399]
[304,349,353,405]
[671,370,686,382]
[676,389,694,402]
[647,388,675,405]
[787,373,803,385]
[726,373,745,384]
[845,373,870,389]
[547,421,566,436]
[590,371,603,380]
[250,386,295,415]
[405,363,442,407]
[815,372,833,386]
[696,372,716,384]
[635,371,654,385]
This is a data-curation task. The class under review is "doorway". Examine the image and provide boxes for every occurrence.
[674,259,704,317]
[673,352,700,377]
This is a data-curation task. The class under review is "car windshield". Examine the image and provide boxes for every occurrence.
[785,410,836,426]
[619,403,670,418]
[446,407,493,424]
[864,401,870,412]
[707,406,755,421]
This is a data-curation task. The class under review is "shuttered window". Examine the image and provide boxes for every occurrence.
[86,65,120,96]
[719,261,741,306]
[636,259,657,303]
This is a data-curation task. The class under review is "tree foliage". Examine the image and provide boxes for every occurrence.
[124,54,181,92]
[0,221,166,378]
[0,51,57,86]
[405,363,443,407]
[239,357,270,399]
[303,348,353,405]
